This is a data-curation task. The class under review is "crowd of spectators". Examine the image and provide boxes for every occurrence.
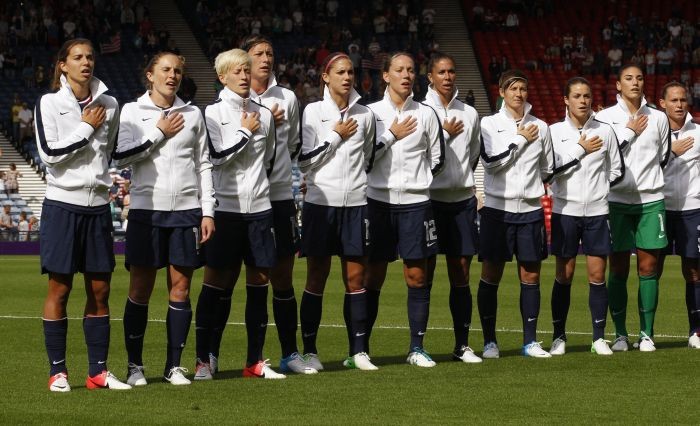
[183,0,439,106]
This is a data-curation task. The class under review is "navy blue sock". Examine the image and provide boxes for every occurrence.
[83,316,110,377]
[44,318,68,376]
[273,287,298,358]
[520,283,541,345]
[210,287,233,358]
[165,300,192,375]
[245,285,268,366]
[477,280,499,344]
[123,298,148,366]
[365,288,381,353]
[195,284,219,361]
[300,290,323,355]
[589,282,608,340]
[551,280,571,340]
[450,285,472,349]
[344,291,368,356]
[407,286,430,350]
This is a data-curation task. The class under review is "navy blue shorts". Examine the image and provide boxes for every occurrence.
[432,197,479,257]
[40,200,115,274]
[478,207,548,263]
[550,213,611,258]
[367,199,438,262]
[271,200,300,258]
[301,202,369,257]
[126,220,202,270]
[204,210,276,269]
[664,209,700,258]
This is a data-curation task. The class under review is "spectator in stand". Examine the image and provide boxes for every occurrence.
[0,203,16,241]
[3,163,22,195]
[4,48,16,78]
[18,103,33,143]
[608,45,623,75]
[488,56,501,84]
[28,215,39,241]
[505,11,519,30]
[22,57,34,88]
[11,94,22,143]
[645,48,656,75]
[18,211,29,241]
[465,89,476,107]
[656,43,675,75]
[35,65,46,88]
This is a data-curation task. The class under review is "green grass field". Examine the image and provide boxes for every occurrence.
[1,255,697,424]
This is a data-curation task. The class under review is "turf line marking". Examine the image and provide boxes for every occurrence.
[0,315,689,339]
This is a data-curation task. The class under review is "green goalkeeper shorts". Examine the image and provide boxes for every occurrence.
[609,200,667,252]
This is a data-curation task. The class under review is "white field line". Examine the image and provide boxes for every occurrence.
[0,314,690,339]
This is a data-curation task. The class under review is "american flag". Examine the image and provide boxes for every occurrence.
[362,52,388,70]
[100,33,121,54]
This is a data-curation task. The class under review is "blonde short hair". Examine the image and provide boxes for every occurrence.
[214,48,251,75]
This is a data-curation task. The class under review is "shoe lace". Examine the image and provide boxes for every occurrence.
[613,336,628,343]
[357,352,371,360]
[171,367,189,376]
[639,331,653,342]
[528,341,545,350]
[412,347,433,361]
[484,342,498,351]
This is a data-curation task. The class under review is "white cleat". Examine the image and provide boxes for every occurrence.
[688,333,700,349]
[127,363,147,387]
[86,371,132,390]
[209,353,218,375]
[406,347,436,368]
[303,353,324,371]
[611,336,629,352]
[243,360,286,379]
[343,352,379,370]
[48,372,71,392]
[164,367,191,385]
[637,333,656,352]
[280,352,317,375]
[549,337,566,356]
[194,359,213,381]
[522,341,552,358]
[453,346,483,363]
[482,341,500,359]
[591,338,613,355]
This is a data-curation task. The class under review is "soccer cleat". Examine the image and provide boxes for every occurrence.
[482,342,500,359]
[48,372,71,392]
[243,360,286,379]
[452,346,483,363]
[343,352,379,370]
[637,332,656,352]
[590,338,613,355]
[611,336,629,352]
[127,363,147,387]
[280,352,317,375]
[164,367,191,385]
[522,342,552,358]
[689,333,700,349]
[549,337,566,356]
[303,353,324,371]
[194,359,213,381]
[86,371,132,390]
[209,353,218,375]
[406,347,437,367]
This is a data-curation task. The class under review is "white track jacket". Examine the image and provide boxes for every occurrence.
[114,93,215,217]
[298,86,375,207]
[35,75,119,206]
[663,113,700,211]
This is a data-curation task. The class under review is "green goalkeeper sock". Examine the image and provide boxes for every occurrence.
[608,274,628,337]
[638,275,659,338]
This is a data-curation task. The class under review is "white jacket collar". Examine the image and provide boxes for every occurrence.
[427,85,459,108]
[219,86,251,110]
[499,101,533,121]
[136,92,190,111]
[59,74,109,104]
[679,112,694,131]
[321,85,361,114]
[616,93,648,116]
[564,109,596,131]
[251,74,278,98]
[383,87,415,112]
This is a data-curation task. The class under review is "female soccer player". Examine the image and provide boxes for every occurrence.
[364,52,445,368]
[422,52,482,363]
[115,52,215,386]
[478,69,554,359]
[37,38,130,391]
[596,64,670,352]
[195,48,285,379]
[237,35,306,374]
[548,77,624,356]
[297,52,378,371]
[657,82,700,348]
